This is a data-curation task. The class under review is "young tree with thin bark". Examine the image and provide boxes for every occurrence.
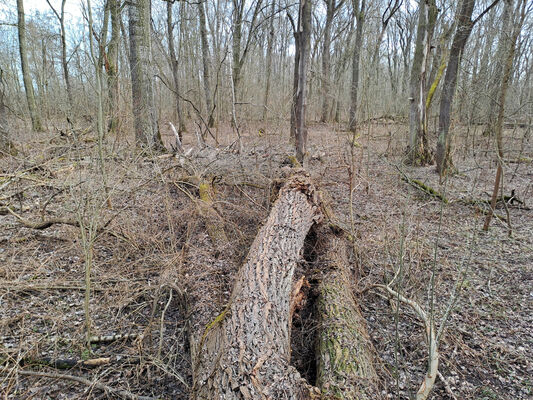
[483,0,528,231]
[197,0,214,128]
[17,0,43,132]
[348,0,365,132]
[320,0,344,122]
[45,0,73,114]
[166,0,186,135]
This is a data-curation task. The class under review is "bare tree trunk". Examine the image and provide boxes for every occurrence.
[0,69,17,156]
[262,0,276,122]
[315,228,378,399]
[166,1,186,136]
[483,0,525,231]
[46,0,74,113]
[17,0,43,132]
[128,0,162,149]
[484,0,513,138]
[320,0,335,123]
[107,0,120,135]
[348,0,365,132]
[407,0,437,165]
[291,0,312,164]
[197,0,214,128]
[192,172,321,399]
[435,0,500,174]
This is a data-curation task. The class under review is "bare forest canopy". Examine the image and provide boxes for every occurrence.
[1,0,533,399]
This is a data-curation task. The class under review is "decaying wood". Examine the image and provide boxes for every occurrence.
[197,179,228,245]
[192,170,321,399]
[315,228,378,399]
[19,357,110,370]
[5,206,79,229]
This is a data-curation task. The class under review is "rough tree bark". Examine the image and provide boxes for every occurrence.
[17,0,43,132]
[348,0,365,132]
[128,0,162,149]
[191,171,321,399]
[291,0,312,164]
[315,227,378,399]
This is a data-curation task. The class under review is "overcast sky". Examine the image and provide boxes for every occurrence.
[0,0,82,19]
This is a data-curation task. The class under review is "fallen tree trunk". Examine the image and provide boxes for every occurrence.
[315,229,378,399]
[192,171,321,399]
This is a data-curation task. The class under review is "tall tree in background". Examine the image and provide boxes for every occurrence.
[128,0,162,148]
[262,0,276,122]
[348,0,365,132]
[407,0,437,165]
[166,0,186,135]
[197,0,214,127]
[435,0,500,175]
[45,0,73,113]
[231,0,263,99]
[320,0,344,122]
[0,68,17,155]
[17,0,43,132]
[483,0,527,231]
[107,0,120,135]
[291,0,312,163]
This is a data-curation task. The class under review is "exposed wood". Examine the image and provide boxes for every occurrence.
[20,357,110,370]
[315,227,378,399]
[6,206,80,229]
[192,170,321,399]
[197,179,228,246]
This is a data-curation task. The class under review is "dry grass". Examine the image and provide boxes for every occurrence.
[1,119,532,399]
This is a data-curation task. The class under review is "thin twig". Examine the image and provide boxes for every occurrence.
[14,370,158,400]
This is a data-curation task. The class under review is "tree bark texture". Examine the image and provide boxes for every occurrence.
[17,0,43,132]
[291,0,312,163]
[315,228,378,399]
[348,0,364,132]
[435,0,476,175]
[192,171,322,399]
[128,0,161,148]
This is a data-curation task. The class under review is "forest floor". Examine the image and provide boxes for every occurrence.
[1,119,532,399]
